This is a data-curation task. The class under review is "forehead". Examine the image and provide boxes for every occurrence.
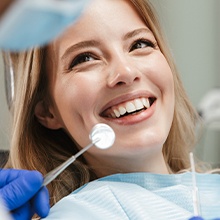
[47,0,151,63]
[55,0,147,42]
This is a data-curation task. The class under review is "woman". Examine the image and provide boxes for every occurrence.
[5,0,220,219]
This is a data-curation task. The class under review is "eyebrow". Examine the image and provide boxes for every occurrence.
[61,40,100,61]
[123,28,152,40]
[61,28,152,61]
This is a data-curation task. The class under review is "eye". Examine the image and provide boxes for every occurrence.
[69,52,95,69]
[130,39,156,52]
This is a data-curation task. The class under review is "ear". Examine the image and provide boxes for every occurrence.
[34,101,62,130]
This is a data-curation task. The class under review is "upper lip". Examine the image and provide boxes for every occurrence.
[99,91,157,116]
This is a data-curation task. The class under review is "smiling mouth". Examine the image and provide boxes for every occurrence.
[101,97,156,119]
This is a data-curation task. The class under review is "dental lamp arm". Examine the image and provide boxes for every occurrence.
[197,87,220,127]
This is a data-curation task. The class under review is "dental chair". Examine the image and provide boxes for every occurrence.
[0,150,9,168]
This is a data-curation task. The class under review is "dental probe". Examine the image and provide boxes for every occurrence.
[189,152,201,216]
[42,123,115,186]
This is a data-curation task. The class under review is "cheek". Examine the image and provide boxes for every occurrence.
[69,75,101,112]
[53,74,97,108]
[52,74,101,135]
[138,52,174,93]
[159,54,174,85]
[156,56,175,110]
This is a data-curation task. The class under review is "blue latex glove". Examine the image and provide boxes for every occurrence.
[0,169,49,220]
[189,217,220,220]
[189,217,204,220]
[0,0,91,51]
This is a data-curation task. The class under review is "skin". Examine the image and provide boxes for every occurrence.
[36,0,175,177]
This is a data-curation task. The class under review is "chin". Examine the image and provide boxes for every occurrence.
[116,134,166,155]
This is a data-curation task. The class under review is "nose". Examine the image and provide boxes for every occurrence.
[107,55,141,87]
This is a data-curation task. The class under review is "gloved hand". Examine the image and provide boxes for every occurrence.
[189,217,220,220]
[189,217,204,220]
[0,169,49,220]
[0,0,91,51]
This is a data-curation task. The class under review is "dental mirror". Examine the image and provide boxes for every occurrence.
[42,123,115,186]
[89,123,115,149]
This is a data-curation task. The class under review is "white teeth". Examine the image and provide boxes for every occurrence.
[109,97,153,118]
[119,106,126,115]
[142,98,150,108]
[126,102,136,113]
[134,99,143,110]
[113,109,120,118]
[111,112,116,118]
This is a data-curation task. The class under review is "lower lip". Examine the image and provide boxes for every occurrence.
[105,101,156,125]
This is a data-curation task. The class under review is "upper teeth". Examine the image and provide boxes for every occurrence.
[109,98,151,118]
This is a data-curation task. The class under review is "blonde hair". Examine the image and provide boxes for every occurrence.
[5,0,200,207]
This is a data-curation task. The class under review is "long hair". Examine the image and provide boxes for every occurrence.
[5,0,200,207]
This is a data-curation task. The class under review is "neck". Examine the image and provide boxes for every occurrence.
[85,151,169,178]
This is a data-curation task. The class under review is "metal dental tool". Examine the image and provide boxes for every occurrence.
[3,52,14,110]
[42,123,115,186]
[189,152,201,217]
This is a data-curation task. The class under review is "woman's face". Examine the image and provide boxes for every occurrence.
[44,0,174,175]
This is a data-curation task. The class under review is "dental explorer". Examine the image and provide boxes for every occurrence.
[42,123,115,186]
